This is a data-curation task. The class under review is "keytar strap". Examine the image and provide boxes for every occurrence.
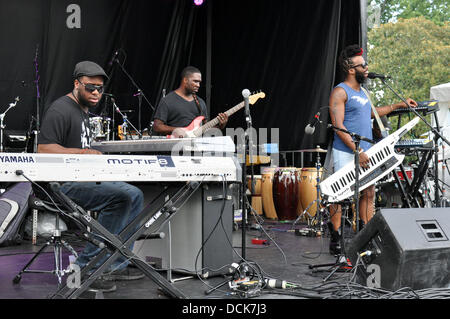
[361,87,388,138]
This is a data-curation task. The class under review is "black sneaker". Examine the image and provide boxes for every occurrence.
[102,266,145,281]
[88,277,117,293]
[329,230,342,255]
[329,240,342,255]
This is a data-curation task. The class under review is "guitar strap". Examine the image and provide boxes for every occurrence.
[192,94,207,125]
[361,87,388,138]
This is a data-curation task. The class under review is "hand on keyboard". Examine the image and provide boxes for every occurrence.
[81,148,102,155]
[360,151,370,169]
[402,98,418,108]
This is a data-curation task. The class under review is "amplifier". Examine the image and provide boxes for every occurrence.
[347,208,450,291]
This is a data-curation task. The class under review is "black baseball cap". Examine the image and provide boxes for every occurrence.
[73,61,108,80]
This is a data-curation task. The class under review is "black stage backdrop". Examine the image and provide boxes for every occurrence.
[0,0,362,152]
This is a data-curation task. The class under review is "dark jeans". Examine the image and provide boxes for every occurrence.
[59,181,144,272]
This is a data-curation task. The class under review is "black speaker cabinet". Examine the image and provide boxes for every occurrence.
[347,208,450,291]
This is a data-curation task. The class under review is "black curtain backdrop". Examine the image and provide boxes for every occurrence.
[0,0,361,152]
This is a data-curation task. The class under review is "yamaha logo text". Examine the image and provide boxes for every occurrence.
[0,155,35,163]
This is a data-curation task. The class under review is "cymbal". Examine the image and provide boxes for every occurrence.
[298,147,327,153]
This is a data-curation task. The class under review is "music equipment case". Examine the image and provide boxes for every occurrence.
[0,182,32,246]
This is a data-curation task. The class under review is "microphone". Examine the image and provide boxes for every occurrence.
[108,50,119,66]
[102,93,115,97]
[368,72,391,80]
[137,232,165,241]
[264,278,287,289]
[242,89,250,99]
[242,89,251,117]
[304,111,321,135]
[201,266,236,279]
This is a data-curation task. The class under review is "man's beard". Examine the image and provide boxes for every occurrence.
[184,87,197,95]
[355,70,367,84]
[76,91,97,108]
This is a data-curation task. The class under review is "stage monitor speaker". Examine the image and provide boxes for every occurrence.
[347,208,450,291]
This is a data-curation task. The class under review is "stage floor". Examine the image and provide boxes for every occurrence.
[0,218,351,300]
[1,217,443,301]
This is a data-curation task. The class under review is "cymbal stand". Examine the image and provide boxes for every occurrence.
[111,55,155,138]
[292,147,324,236]
[0,97,19,152]
[312,148,325,234]
[33,44,41,153]
[112,98,142,140]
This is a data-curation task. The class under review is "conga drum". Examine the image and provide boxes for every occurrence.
[246,175,263,215]
[296,168,304,216]
[247,175,262,195]
[273,167,300,221]
[299,167,323,218]
[261,167,278,219]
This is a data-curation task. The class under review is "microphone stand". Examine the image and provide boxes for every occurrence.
[108,95,116,141]
[148,89,166,138]
[134,90,143,135]
[309,126,375,280]
[202,91,253,296]
[241,90,253,261]
[111,57,155,139]
[329,125,376,233]
[0,97,20,152]
[380,78,450,207]
[112,98,142,140]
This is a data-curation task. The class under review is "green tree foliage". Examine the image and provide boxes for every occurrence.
[369,0,450,26]
[367,16,449,138]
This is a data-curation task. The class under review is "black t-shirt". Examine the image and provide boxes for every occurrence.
[38,95,92,149]
[154,91,208,128]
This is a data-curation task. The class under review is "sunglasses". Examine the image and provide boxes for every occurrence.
[351,62,368,69]
[79,81,104,94]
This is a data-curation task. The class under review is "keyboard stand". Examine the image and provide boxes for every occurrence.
[47,181,202,299]
[392,164,414,208]
[392,149,434,208]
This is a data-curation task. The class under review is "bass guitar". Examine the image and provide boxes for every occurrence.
[168,92,265,138]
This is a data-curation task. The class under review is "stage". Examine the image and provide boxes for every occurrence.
[0,218,355,300]
[1,216,449,300]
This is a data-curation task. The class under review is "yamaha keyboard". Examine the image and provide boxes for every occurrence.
[0,153,241,183]
[387,100,439,116]
[320,117,420,202]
